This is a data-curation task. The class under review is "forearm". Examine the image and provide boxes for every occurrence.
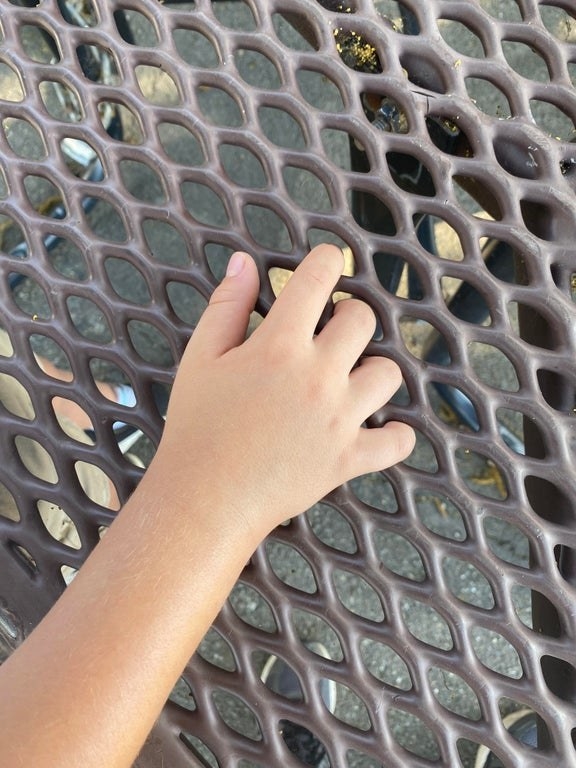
[0,447,258,768]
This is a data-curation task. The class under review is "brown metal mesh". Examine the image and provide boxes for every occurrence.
[1,0,576,766]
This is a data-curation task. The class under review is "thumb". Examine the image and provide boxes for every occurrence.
[188,251,260,360]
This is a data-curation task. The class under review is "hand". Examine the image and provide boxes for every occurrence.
[159,244,415,541]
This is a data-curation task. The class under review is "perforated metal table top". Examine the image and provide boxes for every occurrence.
[0,1,576,766]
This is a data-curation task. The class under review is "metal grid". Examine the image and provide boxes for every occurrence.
[0,0,576,766]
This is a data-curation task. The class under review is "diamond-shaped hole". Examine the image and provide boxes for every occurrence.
[0,215,26,254]
[51,396,94,439]
[166,281,208,325]
[420,214,465,260]
[214,0,256,30]
[89,357,132,397]
[467,342,520,392]
[169,676,196,712]
[360,638,412,690]
[334,28,383,74]
[143,218,190,266]
[373,253,424,300]
[135,64,180,106]
[525,474,572,525]
[483,515,529,568]
[180,733,220,766]
[173,27,220,68]
[258,105,306,149]
[442,556,495,609]
[321,127,362,170]
[37,500,81,550]
[119,159,165,204]
[349,471,398,513]
[30,333,71,373]
[537,368,575,415]
[531,98,575,140]
[0,62,23,102]
[401,598,454,650]
[387,707,441,760]
[333,568,384,622]
[198,627,237,672]
[44,234,89,282]
[18,23,59,63]
[85,198,127,243]
[373,529,427,582]
[456,448,508,500]
[297,68,344,112]
[272,12,317,51]
[470,626,523,679]
[266,540,317,594]
[66,295,112,343]
[23,174,63,215]
[404,429,439,474]
[15,435,58,483]
[438,18,486,58]
[2,117,46,160]
[495,408,527,455]
[428,666,482,720]
[511,585,563,637]
[114,9,159,46]
[346,749,382,768]
[539,6,576,43]
[282,166,332,212]
[291,608,344,661]
[158,121,204,166]
[0,482,18,522]
[499,698,550,751]
[510,302,554,348]
[75,460,118,509]
[441,276,493,323]
[9,542,38,577]
[235,48,281,88]
[105,257,151,305]
[400,317,450,363]
[333,682,371,731]
[218,143,267,189]
[181,181,229,228]
[278,719,329,766]
[454,174,503,220]
[502,40,550,82]
[229,582,277,633]
[426,115,473,158]
[40,80,82,122]
[12,276,51,320]
[0,375,34,420]
[387,152,436,197]
[127,320,174,367]
[465,77,512,118]
[76,43,120,84]
[541,656,576,702]
[197,86,243,127]
[98,101,142,143]
[244,203,292,251]
[306,502,357,554]
[212,689,262,741]
[415,489,467,541]
[350,187,398,235]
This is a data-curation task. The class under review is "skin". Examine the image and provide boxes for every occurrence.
[0,244,415,768]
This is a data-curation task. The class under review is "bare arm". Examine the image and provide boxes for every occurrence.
[0,244,415,768]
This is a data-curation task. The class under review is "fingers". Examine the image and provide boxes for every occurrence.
[316,298,377,372]
[264,244,345,340]
[351,420,416,477]
[349,355,404,417]
[187,252,260,360]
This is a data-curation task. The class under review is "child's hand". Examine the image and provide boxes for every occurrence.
[159,244,415,541]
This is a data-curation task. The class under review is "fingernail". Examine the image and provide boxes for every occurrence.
[226,251,246,277]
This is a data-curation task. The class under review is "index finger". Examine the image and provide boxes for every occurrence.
[264,244,345,339]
